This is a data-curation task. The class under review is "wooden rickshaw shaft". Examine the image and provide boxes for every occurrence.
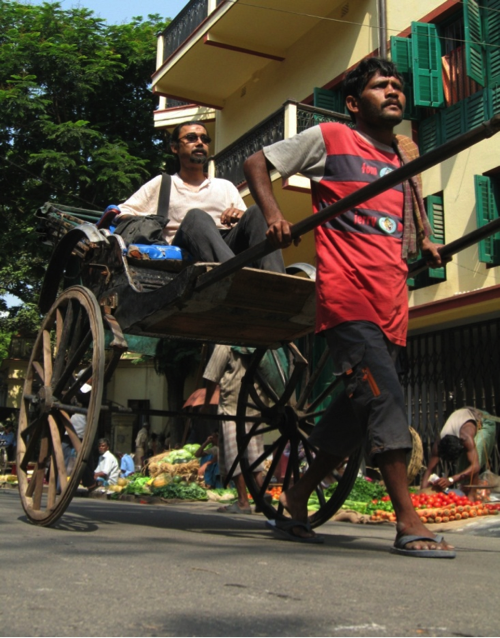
[195,114,500,292]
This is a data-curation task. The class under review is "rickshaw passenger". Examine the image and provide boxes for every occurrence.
[243,57,454,557]
[116,121,285,273]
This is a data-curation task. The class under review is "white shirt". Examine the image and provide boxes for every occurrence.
[118,173,246,244]
[95,450,120,485]
[70,414,86,439]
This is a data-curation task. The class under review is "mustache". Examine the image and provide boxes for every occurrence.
[382,99,403,109]
[191,148,208,156]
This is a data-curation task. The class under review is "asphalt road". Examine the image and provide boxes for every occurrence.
[1,489,499,637]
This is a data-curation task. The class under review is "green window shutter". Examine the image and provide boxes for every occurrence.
[464,89,488,129]
[489,84,500,115]
[426,194,446,280]
[390,36,419,120]
[408,194,446,288]
[441,101,465,142]
[485,0,500,85]
[419,113,441,153]
[411,22,445,107]
[464,0,486,86]
[313,87,344,114]
[474,174,500,264]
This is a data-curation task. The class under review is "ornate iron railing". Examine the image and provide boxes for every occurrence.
[401,318,500,472]
[214,102,350,186]
[165,98,192,108]
[162,0,209,62]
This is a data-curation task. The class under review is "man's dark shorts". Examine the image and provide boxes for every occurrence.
[309,321,412,458]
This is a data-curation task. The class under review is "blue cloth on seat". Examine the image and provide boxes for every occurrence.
[126,244,190,261]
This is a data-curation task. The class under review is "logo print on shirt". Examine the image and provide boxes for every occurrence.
[378,217,397,234]
[380,167,394,177]
[361,162,377,175]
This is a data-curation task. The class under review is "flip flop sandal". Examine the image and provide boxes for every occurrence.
[265,519,324,544]
[390,534,456,558]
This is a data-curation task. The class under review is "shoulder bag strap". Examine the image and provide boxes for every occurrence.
[156,173,171,223]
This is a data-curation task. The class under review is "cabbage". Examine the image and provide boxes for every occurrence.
[183,443,201,455]
[164,449,194,464]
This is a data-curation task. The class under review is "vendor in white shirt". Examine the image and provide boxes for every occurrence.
[116,120,284,273]
[94,438,120,486]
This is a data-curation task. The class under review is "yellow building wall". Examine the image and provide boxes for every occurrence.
[215,0,377,150]
[4,360,28,408]
[105,361,199,438]
[387,1,444,34]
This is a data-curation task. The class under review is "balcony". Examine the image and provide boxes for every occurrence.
[154,96,216,131]
[210,100,351,188]
[153,0,346,108]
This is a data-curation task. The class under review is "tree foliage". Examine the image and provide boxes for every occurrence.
[0,1,170,321]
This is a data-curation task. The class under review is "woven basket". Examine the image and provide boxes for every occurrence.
[406,426,424,484]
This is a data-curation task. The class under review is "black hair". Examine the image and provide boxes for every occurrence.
[438,435,464,463]
[170,120,208,145]
[342,57,404,122]
[98,437,110,447]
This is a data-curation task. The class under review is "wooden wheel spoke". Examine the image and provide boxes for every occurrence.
[32,360,45,385]
[257,436,288,495]
[20,417,44,471]
[247,446,270,474]
[67,302,84,362]
[29,427,50,509]
[288,437,301,484]
[305,376,342,414]
[42,329,53,385]
[47,456,57,510]
[296,349,331,410]
[247,384,273,413]
[313,484,327,508]
[59,410,82,453]
[48,415,68,489]
[299,432,319,464]
[51,302,74,386]
[53,329,92,398]
[253,370,280,404]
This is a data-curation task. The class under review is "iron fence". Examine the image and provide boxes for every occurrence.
[402,318,500,472]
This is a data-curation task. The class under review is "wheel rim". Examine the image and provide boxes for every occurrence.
[17,286,104,526]
[235,341,361,529]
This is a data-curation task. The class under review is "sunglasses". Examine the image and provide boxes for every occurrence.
[179,133,211,144]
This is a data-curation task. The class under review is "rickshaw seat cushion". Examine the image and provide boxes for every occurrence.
[126,243,192,262]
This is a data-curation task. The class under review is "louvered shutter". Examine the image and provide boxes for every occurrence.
[464,0,486,86]
[475,175,500,264]
[411,22,445,107]
[390,36,419,120]
[485,0,500,85]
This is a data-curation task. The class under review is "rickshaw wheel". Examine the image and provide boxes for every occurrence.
[17,286,104,526]
[235,344,362,529]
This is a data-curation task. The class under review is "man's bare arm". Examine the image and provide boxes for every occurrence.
[243,151,299,248]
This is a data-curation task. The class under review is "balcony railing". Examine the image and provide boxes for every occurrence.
[165,98,192,109]
[213,101,351,187]
[162,0,209,63]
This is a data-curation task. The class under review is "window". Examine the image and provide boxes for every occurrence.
[391,1,500,151]
[475,173,500,265]
[408,192,447,289]
[313,87,346,115]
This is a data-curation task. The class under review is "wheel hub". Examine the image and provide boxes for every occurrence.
[37,385,54,414]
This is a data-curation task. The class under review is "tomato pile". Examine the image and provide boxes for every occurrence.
[410,491,470,510]
[369,490,500,523]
